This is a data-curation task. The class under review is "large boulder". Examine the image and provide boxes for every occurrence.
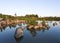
[14,27,24,38]
[34,25,40,29]
[27,25,34,29]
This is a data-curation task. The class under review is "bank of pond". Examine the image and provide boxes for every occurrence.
[0,21,59,32]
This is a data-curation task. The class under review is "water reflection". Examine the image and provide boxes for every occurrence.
[27,26,50,38]
[0,21,60,43]
[41,28,49,32]
[0,23,27,32]
[27,28,37,37]
[0,24,17,32]
[53,22,58,26]
[0,25,6,32]
[14,36,23,43]
[9,24,16,28]
[14,27,24,43]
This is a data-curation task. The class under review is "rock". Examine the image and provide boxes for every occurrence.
[34,25,40,29]
[14,27,24,38]
[27,25,34,29]
[53,22,57,26]
[39,24,43,28]
[42,26,47,29]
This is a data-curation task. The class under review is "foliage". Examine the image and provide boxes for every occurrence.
[25,14,38,18]
[38,17,60,21]
[0,13,60,22]
[42,19,45,26]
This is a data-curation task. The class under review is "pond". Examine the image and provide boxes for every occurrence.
[0,21,60,43]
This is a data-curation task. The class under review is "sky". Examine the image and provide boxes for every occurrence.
[0,0,60,17]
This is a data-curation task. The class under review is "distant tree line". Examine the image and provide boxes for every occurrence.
[0,13,15,20]
[0,13,60,21]
[25,14,38,18]
[38,17,60,21]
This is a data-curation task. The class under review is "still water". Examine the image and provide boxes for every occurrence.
[0,21,60,43]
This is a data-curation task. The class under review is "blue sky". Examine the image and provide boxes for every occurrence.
[0,0,60,17]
